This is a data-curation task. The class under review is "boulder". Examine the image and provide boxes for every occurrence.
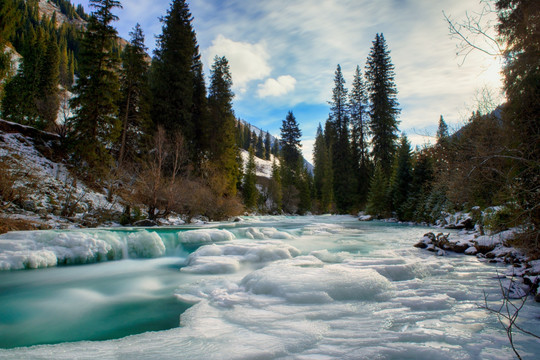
[133,219,157,227]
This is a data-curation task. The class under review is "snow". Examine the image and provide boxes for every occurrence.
[0,127,124,228]
[177,229,235,246]
[239,149,276,179]
[0,229,168,270]
[181,240,300,274]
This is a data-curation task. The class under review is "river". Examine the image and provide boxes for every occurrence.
[0,215,539,359]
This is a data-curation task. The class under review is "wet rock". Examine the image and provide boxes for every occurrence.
[464,246,478,255]
[133,219,157,227]
[358,214,373,221]
[414,241,428,249]
[22,200,36,212]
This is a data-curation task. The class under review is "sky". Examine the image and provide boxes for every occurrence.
[74,0,504,164]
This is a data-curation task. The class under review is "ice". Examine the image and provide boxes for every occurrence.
[0,229,168,270]
[178,229,235,246]
[1,216,539,359]
[241,255,393,303]
[127,231,166,258]
[241,227,294,240]
[181,241,300,274]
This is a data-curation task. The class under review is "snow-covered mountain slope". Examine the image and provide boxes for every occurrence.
[0,120,123,229]
[239,149,277,179]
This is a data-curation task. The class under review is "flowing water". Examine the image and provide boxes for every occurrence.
[0,215,539,359]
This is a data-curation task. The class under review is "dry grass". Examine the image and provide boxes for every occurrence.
[0,217,51,235]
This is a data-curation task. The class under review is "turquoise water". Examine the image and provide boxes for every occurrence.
[0,216,539,359]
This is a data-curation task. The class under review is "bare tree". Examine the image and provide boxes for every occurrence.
[443,0,504,65]
[481,273,540,360]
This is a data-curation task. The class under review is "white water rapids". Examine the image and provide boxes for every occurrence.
[0,215,539,359]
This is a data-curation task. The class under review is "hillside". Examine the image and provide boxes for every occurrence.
[0,119,279,232]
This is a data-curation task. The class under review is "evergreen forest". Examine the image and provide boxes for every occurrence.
[0,0,538,253]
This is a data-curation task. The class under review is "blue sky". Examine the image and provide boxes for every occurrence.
[75,0,503,163]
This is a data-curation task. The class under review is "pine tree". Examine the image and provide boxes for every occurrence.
[328,64,355,213]
[389,134,412,219]
[436,115,449,142]
[255,129,265,158]
[496,0,540,242]
[69,0,122,171]
[264,131,271,160]
[242,146,258,210]
[297,166,313,214]
[151,0,198,140]
[269,158,282,212]
[118,23,151,167]
[280,110,302,169]
[349,65,371,207]
[0,0,20,85]
[191,54,210,162]
[36,34,60,128]
[313,124,333,212]
[208,55,240,195]
[365,33,400,176]
[366,163,388,217]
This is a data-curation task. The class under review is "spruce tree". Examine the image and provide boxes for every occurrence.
[264,131,271,160]
[436,115,449,141]
[328,64,355,213]
[36,34,60,128]
[208,55,240,195]
[242,146,258,210]
[496,0,540,241]
[70,0,122,172]
[269,159,282,212]
[280,110,302,169]
[118,23,151,167]
[389,134,412,219]
[349,65,371,207]
[313,124,333,212]
[151,0,198,141]
[365,33,400,176]
[255,129,265,158]
[366,163,388,217]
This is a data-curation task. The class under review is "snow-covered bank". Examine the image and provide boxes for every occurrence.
[415,229,540,302]
[0,120,125,230]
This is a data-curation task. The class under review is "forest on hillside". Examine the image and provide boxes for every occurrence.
[0,0,538,254]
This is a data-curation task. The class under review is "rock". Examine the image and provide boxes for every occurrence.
[133,219,157,227]
[22,200,36,211]
[426,244,437,252]
[424,232,436,242]
[464,246,478,255]
[535,293,540,303]
[358,214,373,221]
[233,217,243,222]
[414,241,428,249]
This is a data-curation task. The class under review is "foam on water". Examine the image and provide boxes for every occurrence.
[1,216,540,359]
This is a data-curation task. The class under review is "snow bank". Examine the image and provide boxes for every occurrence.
[178,229,235,246]
[0,230,167,270]
[181,241,300,274]
[475,229,515,249]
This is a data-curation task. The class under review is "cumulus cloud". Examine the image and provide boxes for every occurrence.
[204,35,271,93]
[257,75,297,98]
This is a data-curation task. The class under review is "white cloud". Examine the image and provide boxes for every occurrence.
[204,35,271,93]
[257,75,297,98]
